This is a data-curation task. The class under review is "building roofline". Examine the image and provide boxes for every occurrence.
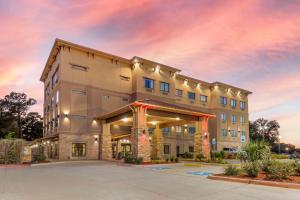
[212,81,252,94]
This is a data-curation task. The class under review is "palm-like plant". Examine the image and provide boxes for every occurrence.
[238,141,271,163]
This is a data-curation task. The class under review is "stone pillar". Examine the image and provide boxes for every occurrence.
[131,106,151,162]
[151,124,164,160]
[194,116,210,159]
[101,120,112,160]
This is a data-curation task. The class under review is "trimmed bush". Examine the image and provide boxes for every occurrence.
[135,157,143,165]
[224,165,240,176]
[265,160,295,180]
[195,153,205,161]
[243,162,261,177]
[181,152,193,159]
[124,153,135,164]
[174,157,179,163]
[293,160,300,175]
[32,154,46,163]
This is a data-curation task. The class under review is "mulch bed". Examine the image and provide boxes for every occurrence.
[209,173,300,189]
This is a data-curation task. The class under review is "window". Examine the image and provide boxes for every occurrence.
[71,64,88,71]
[160,82,170,93]
[72,143,86,157]
[200,95,208,103]
[148,128,155,136]
[188,92,196,100]
[240,101,246,110]
[220,96,227,106]
[52,67,59,89]
[188,127,196,135]
[45,83,50,97]
[231,130,238,137]
[231,115,237,124]
[144,78,154,89]
[220,113,227,122]
[175,126,182,133]
[175,89,183,97]
[189,146,194,153]
[162,127,170,136]
[230,99,237,108]
[164,144,170,154]
[221,129,227,136]
[240,115,245,124]
[241,131,246,143]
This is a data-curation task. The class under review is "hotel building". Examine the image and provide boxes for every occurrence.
[39,39,251,161]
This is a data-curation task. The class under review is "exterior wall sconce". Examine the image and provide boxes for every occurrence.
[203,132,208,139]
[64,113,69,118]
[149,136,152,142]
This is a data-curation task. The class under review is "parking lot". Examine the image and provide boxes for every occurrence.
[0,161,299,200]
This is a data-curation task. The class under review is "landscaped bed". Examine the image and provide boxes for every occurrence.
[209,173,300,189]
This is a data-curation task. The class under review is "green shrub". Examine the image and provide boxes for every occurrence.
[224,165,240,176]
[165,157,169,162]
[181,152,193,159]
[293,160,300,175]
[170,156,175,162]
[243,162,261,177]
[261,159,272,173]
[238,141,271,162]
[6,147,18,164]
[220,151,225,159]
[271,154,289,159]
[174,157,179,163]
[135,157,143,165]
[32,154,46,163]
[124,153,135,164]
[0,154,4,164]
[265,160,295,180]
[195,153,205,161]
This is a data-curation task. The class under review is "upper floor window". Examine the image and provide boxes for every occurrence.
[188,92,196,100]
[144,78,154,89]
[164,144,170,155]
[231,115,237,124]
[221,128,227,136]
[162,127,170,136]
[240,115,245,124]
[220,113,227,122]
[52,67,59,89]
[175,89,183,97]
[188,127,196,135]
[200,95,208,103]
[160,82,170,93]
[240,101,246,110]
[220,96,227,106]
[175,126,182,133]
[45,83,50,97]
[230,99,237,108]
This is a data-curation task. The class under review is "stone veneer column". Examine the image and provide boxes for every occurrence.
[101,120,112,160]
[151,124,164,160]
[131,106,151,162]
[194,116,211,159]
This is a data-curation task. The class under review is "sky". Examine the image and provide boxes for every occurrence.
[0,0,300,146]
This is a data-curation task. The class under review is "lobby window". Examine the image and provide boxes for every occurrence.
[175,89,183,97]
[231,115,237,124]
[175,126,182,133]
[144,78,154,89]
[231,130,238,137]
[164,144,170,155]
[72,143,86,157]
[160,82,170,93]
[230,99,237,109]
[189,146,194,153]
[220,96,227,106]
[200,95,208,103]
[240,101,246,110]
[220,113,227,122]
[221,129,227,137]
[188,92,196,100]
[162,127,170,136]
[240,115,245,124]
[51,67,59,89]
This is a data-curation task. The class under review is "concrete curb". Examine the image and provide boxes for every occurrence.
[208,175,300,190]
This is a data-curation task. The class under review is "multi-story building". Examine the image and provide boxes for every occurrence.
[39,39,251,161]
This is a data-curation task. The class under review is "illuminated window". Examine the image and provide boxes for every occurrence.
[175,126,182,133]
[220,96,227,106]
[175,89,183,97]
[188,92,195,100]
[230,99,237,108]
[160,82,170,93]
[72,143,86,157]
[144,78,154,89]
[200,95,208,103]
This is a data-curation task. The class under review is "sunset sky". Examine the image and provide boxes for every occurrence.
[0,0,299,146]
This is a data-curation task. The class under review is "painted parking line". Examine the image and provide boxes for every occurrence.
[147,166,173,170]
[186,171,213,176]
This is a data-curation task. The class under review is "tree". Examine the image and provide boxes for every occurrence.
[21,112,43,141]
[2,92,36,138]
[0,99,17,138]
[249,118,280,145]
